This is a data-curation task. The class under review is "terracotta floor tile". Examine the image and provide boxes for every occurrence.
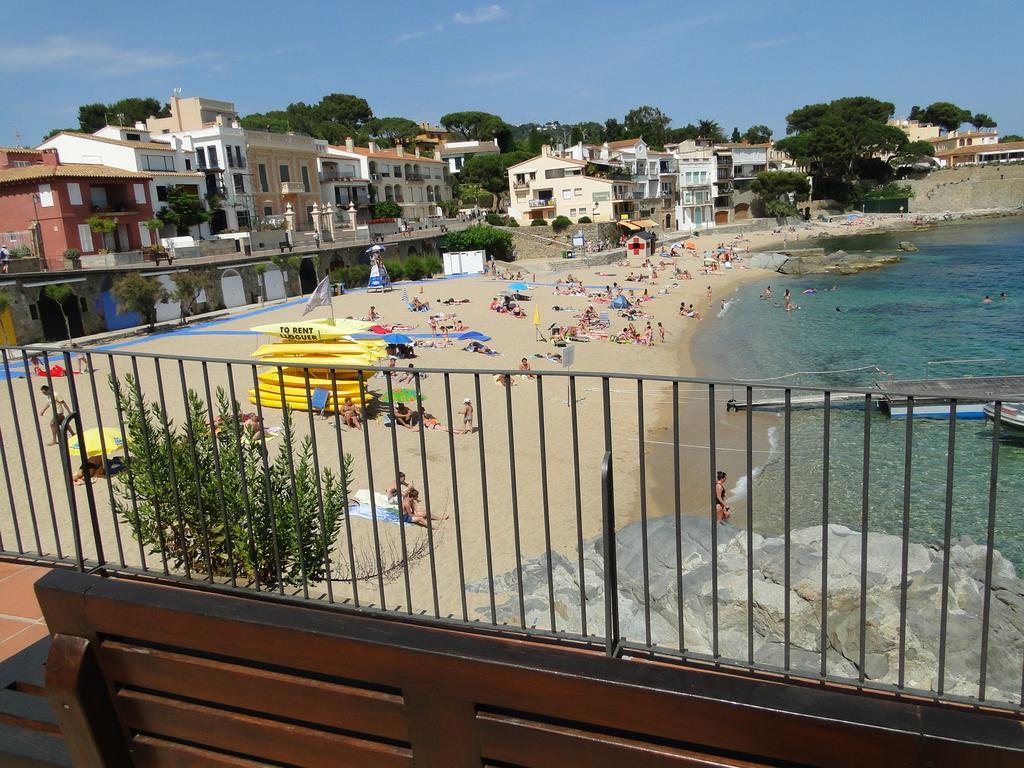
[0,621,49,660]
[0,567,45,620]
[0,617,36,643]
[0,561,27,582]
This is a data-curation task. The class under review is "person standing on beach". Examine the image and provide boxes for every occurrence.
[461,398,474,433]
[39,385,74,445]
[715,471,731,523]
[657,322,666,343]
[706,285,713,305]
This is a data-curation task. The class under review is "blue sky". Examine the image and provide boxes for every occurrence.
[2,0,1022,145]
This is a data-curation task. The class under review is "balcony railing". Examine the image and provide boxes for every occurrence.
[280,182,306,194]
[406,172,426,182]
[513,181,529,190]
[3,346,1021,714]
[528,199,555,207]
[320,171,364,183]
[90,203,137,214]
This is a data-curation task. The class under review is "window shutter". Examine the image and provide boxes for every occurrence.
[133,184,147,204]
[138,222,152,247]
[78,224,95,253]
[37,184,54,207]
[67,183,83,206]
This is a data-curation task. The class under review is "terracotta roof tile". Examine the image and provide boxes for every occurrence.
[349,147,443,164]
[46,132,177,152]
[0,163,153,186]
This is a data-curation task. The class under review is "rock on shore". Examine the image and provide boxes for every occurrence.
[469,517,1024,705]
[747,250,901,275]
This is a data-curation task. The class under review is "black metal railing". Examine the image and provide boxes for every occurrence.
[0,345,1021,712]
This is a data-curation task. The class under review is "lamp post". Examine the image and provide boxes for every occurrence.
[30,193,47,271]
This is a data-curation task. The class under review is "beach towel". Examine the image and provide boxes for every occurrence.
[348,489,405,525]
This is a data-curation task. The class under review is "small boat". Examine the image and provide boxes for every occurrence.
[983,402,1024,438]
[251,318,374,341]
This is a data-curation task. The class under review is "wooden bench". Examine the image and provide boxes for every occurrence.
[35,570,1024,767]
[0,637,71,767]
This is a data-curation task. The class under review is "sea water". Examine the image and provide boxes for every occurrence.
[693,216,1024,568]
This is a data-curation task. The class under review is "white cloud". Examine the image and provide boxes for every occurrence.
[0,36,196,75]
[453,4,507,24]
[394,30,427,43]
[457,69,521,86]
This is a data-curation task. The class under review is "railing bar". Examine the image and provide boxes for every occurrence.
[673,380,684,652]
[356,374,386,609]
[637,380,651,647]
[570,375,587,636]
[177,360,214,584]
[708,383,720,660]
[152,358,189,579]
[745,385,754,666]
[200,362,236,588]
[536,375,556,633]
[130,356,169,575]
[474,373,497,624]
[245,363,283,593]
[275,366,309,600]
[62,350,104,567]
[108,357,143,571]
[601,377,618,654]
[978,401,1001,702]
[83,350,124,567]
[20,358,62,559]
[442,372,467,621]
[328,369,358,607]
[301,366,334,605]
[937,399,957,695]
[504,376,525,629]
[383,372,413,614]
[820,391,831,678]
[413,372,440,619]
[897,396,914,689]
[857,394,872,684]
[2,350,41,555]
[0,377,21,553]
[784,388,791,672]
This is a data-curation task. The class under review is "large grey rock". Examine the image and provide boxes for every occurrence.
[469,518,1024,706]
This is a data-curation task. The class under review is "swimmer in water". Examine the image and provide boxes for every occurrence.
[983,295,992,303]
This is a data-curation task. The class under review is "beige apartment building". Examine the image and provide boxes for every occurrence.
[245,131,325,228]
[506,147,633,224]
[350,143,450,222]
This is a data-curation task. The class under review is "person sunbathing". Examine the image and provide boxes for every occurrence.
[73,456,105,485]
[464,340,498,355]
[417,407,448,431]
[402,488,446,527]
[438,297,470,305]
[393,402,415,429]
[340,397,362,430]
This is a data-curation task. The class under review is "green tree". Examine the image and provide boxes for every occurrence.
[623,106,672,149]
[696,119,725,142]
[157,186,213,236]
[999,134,1024,143]
[439,111,513,150]
[602,118,625,142]
[42,284,76,340]
[366,116,420,146]
[527,127,545,154]
[111,379,350,588]
[77,97,169,133]
[442,225,514,261]
[890,140,935,167]
[775,97,907,194]
[171,270,213,323]
[87,215,117,250]
[666,124,700,144]
[570,121,603,144]
[440,199,461,217]
[915,101,972,132]
[371,199,402,219]
[750,171,809,218]
[970,113,996,130]
[743,125,774,144]
[112,272,167,330]
[731,127,742,142]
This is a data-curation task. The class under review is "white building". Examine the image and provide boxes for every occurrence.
[318,138,372,227]
[672,142,717,232]
[440,139,500,173]
[39,126,210,240]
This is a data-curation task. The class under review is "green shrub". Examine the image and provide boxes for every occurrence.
[531,219,548,227]
[506,218,519,227]
[552,215,572,233]
[442,225,514,262]
[372,200,402,218]
[329,264,372,288]
[111,378,351,589]
[383,259,405,282]
[577,216,592,223]
[422,254,442,276]
[485,212,505,226]
[402,255,427,281]
[10,245,31,258]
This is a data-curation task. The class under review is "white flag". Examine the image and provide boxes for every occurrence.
[302,275,331,316]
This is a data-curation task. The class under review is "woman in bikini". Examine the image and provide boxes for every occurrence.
[715,470,731,523]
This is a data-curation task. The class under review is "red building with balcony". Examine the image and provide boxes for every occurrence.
[0,147,155,270]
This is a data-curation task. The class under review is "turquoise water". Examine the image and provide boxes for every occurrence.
[694,217,1024,568]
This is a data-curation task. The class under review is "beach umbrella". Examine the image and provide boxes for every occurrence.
[366,244,385,254]
[382,388,425,404]
[381,333,413,345]
[69,427,124,457]
[509,281,530,291]
[458,331,490,341]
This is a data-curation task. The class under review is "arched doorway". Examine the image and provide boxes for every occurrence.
[37,285,84,341]
[221,268,246,309]
[299,258,318,294]
[263,268,286,301]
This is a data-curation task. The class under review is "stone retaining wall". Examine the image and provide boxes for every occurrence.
[906,164,1024,213]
